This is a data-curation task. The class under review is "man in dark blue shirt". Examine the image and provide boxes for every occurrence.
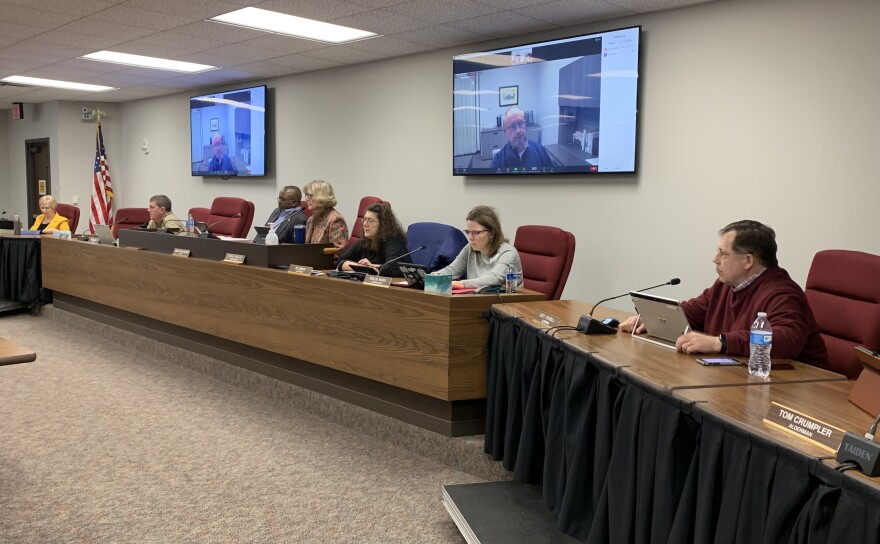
[208,133,234,173]
[264,185,307,243]
[490,106,554,170]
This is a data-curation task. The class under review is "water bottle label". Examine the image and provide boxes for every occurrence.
[750,332,772,345]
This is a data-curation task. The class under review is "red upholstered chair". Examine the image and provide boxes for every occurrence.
[346,196,390,249]
[805,249,880,379]
[54,203,80,233]
[112,207,150,237]
[205,197,254,238]
[513,225,576,300]
[188,207,210,224]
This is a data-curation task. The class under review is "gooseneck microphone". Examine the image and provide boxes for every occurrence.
[377,245,427,274]
[577,278,681,335]
[200,213,242,238]
[339,245,427,273]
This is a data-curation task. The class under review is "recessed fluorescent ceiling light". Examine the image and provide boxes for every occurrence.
[0,75,115,92]
[210,7,378,44]
[80,51,217,73]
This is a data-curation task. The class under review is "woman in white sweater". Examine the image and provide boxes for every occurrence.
[433,205,522,289]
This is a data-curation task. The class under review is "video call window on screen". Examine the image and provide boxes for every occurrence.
[190,85,267,177]
[452,26,640,176]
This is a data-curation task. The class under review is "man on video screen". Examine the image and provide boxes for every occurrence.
[490,106,553,170]
[208,133,234,173]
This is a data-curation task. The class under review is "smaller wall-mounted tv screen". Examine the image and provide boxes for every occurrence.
[453,26,640,175]
[190,85,267,177]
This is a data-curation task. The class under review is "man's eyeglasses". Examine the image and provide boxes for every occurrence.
[463,229,489,237]
[505,120,526,131]
[716,248,746,259]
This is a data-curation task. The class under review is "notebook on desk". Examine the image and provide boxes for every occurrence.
[630,291,691,350]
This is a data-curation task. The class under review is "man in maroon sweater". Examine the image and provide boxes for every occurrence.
[620,220,827,367]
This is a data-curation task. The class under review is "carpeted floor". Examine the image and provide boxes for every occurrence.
[0,310,480,543]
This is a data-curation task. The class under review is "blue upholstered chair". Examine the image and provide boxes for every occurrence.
[405,222,468,272]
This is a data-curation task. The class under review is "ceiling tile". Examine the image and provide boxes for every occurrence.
[297,45,382,65]
[0,0,124,16]
[208,43,283,62]
[159,69,259,88]
[0,5,80,29]
[450,11,558,38]
[346,35,433,57]
[331,9,430,35]
[237,34,328,55]
[350,0,411,7]
[54,20,159,42]
[222,61,303,78]
[254,0,374,21]
[28,29,122,51]
[125,31,226,56]
[0,21,49,41]
[610,0,713,12]
[514,0,633,26]
[90,5,200,31]
[474,0,548,8]
[392,24,489,48]
[0,42,79,65]
[15,62,117,82]
[256,53,343,72]
[172,21,270,44]
[385,0,497,24]
[123,0,244,19]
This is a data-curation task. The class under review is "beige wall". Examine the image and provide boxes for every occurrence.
[0,112,8,210]
[3,0,879,307]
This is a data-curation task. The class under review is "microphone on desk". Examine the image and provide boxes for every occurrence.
[200,213,242,239]
[836,408,880,476]
[378,245,426,275]
[577,277,681,335]
[338,245,427,274]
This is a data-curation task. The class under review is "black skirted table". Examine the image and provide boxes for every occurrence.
[0,234,48,308]
[464,301,879,543]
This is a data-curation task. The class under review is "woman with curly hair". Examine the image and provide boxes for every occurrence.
[337,202,408,277]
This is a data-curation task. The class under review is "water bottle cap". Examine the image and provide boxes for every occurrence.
[757,312,767,317]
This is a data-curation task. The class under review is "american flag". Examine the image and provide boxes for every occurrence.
[89,122,114,234]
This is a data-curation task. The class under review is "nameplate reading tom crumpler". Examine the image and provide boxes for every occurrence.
[762,401,846,452]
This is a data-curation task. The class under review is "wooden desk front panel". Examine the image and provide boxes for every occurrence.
[493,300,846,392]
[41,238,543,400]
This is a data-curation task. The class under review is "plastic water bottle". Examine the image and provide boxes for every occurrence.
[265,227,279,246]
[505,265,518,293]
[185,213,195,236]
[749,312,772,378]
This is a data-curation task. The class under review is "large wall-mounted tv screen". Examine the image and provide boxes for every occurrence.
[453,26,640,175]
[190,85,267,177]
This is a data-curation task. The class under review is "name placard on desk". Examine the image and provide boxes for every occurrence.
[222,253,246,265]
[288,265,313,276]
[763,401,846,453]
[364,274,392,288]
[534,311,561,327]
[172,248,191,257]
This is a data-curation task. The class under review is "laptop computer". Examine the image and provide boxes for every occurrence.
[398,263,430,289]
[253,225,270,244]
[93,224,116,245]
[630,291,691,350]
